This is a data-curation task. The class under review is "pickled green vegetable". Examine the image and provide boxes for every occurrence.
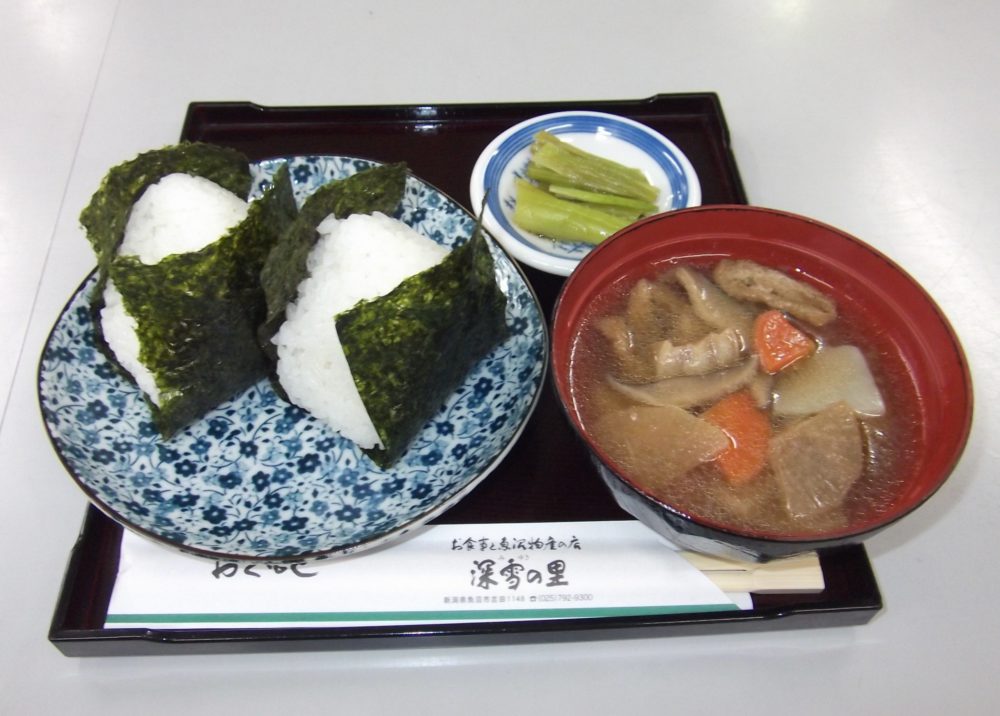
[513,179,630,245]
[512,131,660,244]
[528,131,659,203]
[546,184,658,215]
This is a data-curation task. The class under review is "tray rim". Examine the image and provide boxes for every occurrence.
[50,506,882,657]
[48,93,881,657]
[180,92,749,206]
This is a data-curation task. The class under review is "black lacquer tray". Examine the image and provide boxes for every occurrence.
[49,94,882,656]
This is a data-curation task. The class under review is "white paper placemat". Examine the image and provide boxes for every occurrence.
[106,520,749,629]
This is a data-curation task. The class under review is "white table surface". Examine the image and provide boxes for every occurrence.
[2,1,997,713]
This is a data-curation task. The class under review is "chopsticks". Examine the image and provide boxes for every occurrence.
[679,551,825,593]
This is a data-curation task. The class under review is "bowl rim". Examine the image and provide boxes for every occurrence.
[551,204,974,547]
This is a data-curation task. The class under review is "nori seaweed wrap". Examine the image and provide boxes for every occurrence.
[80,142,253,281]
[336,223,509,468]
[257,161,408,360]
[79,143,298,436]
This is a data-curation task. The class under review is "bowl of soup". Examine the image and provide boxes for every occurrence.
[551,205,972,561]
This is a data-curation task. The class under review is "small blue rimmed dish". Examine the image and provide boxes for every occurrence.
[470,111,701,276]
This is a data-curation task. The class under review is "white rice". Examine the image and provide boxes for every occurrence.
[118,173,249,264]
[100,173,249,405]
[272,211,449,449]
[100,281,162,403]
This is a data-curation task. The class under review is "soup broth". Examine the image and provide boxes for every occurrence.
[568,258,921,538]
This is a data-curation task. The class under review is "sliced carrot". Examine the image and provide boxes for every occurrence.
[753,309,816,374]
[703,390,772,485]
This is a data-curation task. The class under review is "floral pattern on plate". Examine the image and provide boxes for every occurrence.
[39,156,547,562]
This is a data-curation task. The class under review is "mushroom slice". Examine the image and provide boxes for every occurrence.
[625,279,671,345]
[597,314,636,357]
[593,404,729,490]
[769,402,864,518]
[607,357,760,409]
[714,259,837,326]
[597,315,656,383]
[651,327,745,379]
[628,276,711,344]
[674,266,755,338]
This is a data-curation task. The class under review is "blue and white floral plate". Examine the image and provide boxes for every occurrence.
[38,156,548,562]
[470,111,701,276]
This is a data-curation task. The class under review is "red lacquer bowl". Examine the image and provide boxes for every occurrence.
[551,205,973,560]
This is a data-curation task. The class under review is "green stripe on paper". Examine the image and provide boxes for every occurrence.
[106,604,739,625]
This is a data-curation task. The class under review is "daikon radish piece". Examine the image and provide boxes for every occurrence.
[593,404,728,489]
[773,345,885,418]
[769,402,864,518]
